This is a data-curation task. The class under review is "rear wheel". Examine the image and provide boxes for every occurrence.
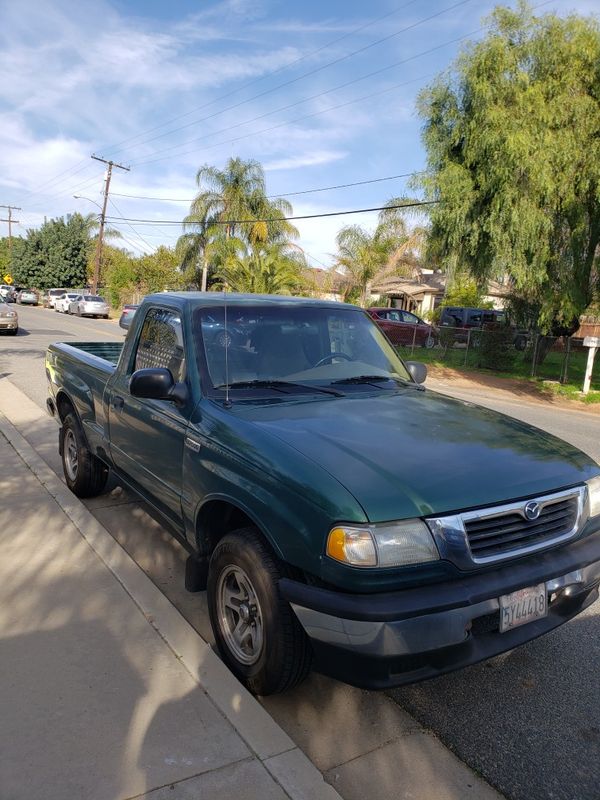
[207,528,312,695]
[60,412,109,497]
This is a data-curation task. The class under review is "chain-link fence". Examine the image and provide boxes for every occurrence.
[392,325,599,391]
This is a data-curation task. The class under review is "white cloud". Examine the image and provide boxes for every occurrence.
[263,150,347,171]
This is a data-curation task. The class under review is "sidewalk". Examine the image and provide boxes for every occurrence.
[0,411,339,800]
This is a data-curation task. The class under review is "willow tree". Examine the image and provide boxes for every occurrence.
[418,3,600,333]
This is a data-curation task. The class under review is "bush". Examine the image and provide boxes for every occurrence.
[475,324,515,371]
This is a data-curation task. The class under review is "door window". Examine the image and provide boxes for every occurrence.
[134,308,186,382]
[401,311,418,324]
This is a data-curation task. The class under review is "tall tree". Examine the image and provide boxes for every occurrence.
[178,157,298,289]
[216,241,306,295]
[334,199,425,306]
[418,2,600,332]
[13,213,90,289]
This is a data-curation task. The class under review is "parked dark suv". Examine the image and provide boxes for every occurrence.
[440,306,529,350]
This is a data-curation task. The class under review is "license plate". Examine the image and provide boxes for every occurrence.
[499,583,547,633]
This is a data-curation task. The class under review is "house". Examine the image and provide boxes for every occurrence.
[371,268,511,315]
[302,267,345,302]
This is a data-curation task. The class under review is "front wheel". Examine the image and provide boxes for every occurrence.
[60,412,109,497]
[423,334,436,349]
[207,528,312,695]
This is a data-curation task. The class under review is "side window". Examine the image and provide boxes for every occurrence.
[134,308,186,383]
[388,310,402,322]
[401,311,418,324]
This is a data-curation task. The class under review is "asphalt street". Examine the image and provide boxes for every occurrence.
[2,303,600,800]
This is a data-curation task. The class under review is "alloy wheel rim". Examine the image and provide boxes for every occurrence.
[216,566,264,665]
[64,429,78,481]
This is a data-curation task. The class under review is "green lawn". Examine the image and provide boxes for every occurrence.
[394,340,600,403]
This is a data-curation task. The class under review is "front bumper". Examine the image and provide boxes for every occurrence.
[0,318,18,329]
[280,529,600,689]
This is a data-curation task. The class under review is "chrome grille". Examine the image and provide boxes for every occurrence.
[464,496,579,560]
[427,487,585,568]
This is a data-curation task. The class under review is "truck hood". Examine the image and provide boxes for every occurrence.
[233,388,599,521]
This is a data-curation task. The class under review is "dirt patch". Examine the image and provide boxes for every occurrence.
[427,365,600,414]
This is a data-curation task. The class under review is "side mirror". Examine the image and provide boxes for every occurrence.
[405,361,427,384]
[129,368,189,406]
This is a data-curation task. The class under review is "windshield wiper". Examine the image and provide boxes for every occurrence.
[215,379,344,397]
[332,374,410,387]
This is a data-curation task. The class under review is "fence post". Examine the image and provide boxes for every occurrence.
[560,337,572,385]
[411,324,417,356]
[531,334,539,378]
[464,329,471,367]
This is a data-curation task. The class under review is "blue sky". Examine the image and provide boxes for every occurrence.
[0,0,596,266]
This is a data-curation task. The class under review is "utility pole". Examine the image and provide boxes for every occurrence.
[0,204,22,254]
[90,155,130,294]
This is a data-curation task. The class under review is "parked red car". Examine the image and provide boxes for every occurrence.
[368,308,437,348]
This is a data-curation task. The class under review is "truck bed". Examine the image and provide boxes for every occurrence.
[63,341,123,365]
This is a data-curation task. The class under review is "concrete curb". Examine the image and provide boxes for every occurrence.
[0,405,341,800]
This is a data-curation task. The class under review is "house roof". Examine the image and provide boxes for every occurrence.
[302,267,345,292]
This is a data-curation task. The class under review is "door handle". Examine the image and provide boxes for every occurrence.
[111,395,124,410]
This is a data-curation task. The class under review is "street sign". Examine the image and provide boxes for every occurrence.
[3,274,13,284]
[583,336,600,348]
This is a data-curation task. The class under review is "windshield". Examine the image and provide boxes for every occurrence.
[193,304,411,393]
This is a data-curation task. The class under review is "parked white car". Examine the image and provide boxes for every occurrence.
[55,292,81,313]
[68,294,110,318]
[46,288,69,308]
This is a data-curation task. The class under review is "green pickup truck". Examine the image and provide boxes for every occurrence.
[46,293,600,694]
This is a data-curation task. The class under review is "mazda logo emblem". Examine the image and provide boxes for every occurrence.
[524,501,541,521]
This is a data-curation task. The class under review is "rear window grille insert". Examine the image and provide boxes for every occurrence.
[464,497,578,559]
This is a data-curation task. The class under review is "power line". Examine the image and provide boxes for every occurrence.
[105,199,436,226]
[108,197,157,253]
[130,67,445,167]
[125,0,474,164]
[110,171,424,203]
[102,0,425,158]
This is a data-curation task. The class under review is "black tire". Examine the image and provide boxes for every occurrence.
[9,328,18,336]
[60,412,109,498]
[207,528,312,695]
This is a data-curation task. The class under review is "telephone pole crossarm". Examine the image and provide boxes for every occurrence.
[89,156,130,294]
[0,204,22,253]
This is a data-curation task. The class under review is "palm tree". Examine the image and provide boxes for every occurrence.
[216,241,307,295]
[177,157,299,290]
[334,199,426,306]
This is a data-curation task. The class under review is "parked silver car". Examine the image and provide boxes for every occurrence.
[0,296,18,335]
[16,289,38,305]
[68,294,110,318]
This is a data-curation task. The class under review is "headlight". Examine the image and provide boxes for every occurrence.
[7,311,16,318]
[587,476,600,518]
[327,520,440,568]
